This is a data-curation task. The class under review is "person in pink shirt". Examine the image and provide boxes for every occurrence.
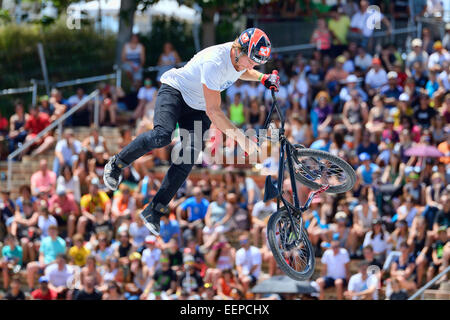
[30,159,56,196]
[48,185,79,239]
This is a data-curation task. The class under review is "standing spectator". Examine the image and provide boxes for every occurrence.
[316,233,350,300]
[26,225,66,289]
[53,128,82,175]
[30,276,57,300]
[30,159,57,196]
[344,261,378,300]
[122,34,146,87]
[328,6,351,57]
[310,18,331,55]
[235,233,262,293]
[156,42,181,82]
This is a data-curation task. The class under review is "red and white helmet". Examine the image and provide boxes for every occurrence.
[237,28,271,64]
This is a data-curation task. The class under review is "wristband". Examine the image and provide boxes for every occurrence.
[258,74,263,81]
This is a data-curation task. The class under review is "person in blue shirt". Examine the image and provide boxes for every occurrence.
[357,152,380,186]
[176,187,209,244]
[1,235,23,290]
[160,215,181,246]
[380,71,403,109]
[26,224,66,289]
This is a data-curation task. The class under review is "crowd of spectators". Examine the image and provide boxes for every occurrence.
[1,0,450,300]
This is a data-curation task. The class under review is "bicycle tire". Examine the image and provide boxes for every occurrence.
[267,208,315,281]
[291,147,356,194]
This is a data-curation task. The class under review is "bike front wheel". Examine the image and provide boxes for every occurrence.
[267,208,315,281]
[291,147,356,194]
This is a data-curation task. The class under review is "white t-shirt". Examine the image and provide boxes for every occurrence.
[397,205,418,227]
[55,139,82,162]
[355,53,373,71]
[161,42,246,111]
[438,70,450,91]
[129,222,150,247]
[38,215,58,239]
[137,86,157,102]
[236,246,262,278]
[365,68,387,89]
[45,263,74,287]
[363,231,390,255]
[67,94,87,107]
[428,51,450,70]
[141,247,161,270]
[347,272,379,300]
[57,175,81,202]
[350,9,384,37]
[321,248,350,279]
[251,200,277,221]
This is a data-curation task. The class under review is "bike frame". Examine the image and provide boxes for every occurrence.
[259,90,329,240]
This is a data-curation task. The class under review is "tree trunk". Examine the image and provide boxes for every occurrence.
[115,0,138,66]
[201,6,216,48]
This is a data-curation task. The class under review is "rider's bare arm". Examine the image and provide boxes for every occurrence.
[203,84,259,156]
[239,69,263,81]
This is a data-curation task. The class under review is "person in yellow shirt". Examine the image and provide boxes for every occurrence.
[68,233,90,267]
[328,6,351,57]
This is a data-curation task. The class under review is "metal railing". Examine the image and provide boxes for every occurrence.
[408,265,450,300]
[6,89,100,191]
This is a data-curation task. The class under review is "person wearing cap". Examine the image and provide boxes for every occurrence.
[30,276,57,300]
[339,74,368,103]
[344,261,378,300]
[140,254,177,300]
[324,55,349,85]
[364,57,388,97]
[177,254,204,295]
[48,183,79,239]
[380,71,403,109]
[141,235,161,274]
[53,127,82,175]
[362,219,389,262]
[406,38,429,75]
[426,225,448,283]
[316,232,350,300]
[134,78,157,121]
[357,152,379,186]
[428,40,450,70]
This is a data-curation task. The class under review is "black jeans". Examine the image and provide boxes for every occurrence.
[117,84,211,206]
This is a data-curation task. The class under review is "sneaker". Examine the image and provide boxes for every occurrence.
[103,155,124,191]
[139,202,169,236]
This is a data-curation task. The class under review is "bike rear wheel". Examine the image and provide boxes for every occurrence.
[267,208,315,281]
[291,147,356,194]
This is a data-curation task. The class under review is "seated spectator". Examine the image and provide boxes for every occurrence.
[357,152,380,186]
[0,109,8,136]
[133,78,157,121]
[250,198,276,248]
[44,253,73,300]
[380,151,405,187]
[235,233,262,293]
[23,105,55,157]
[396,195,419,227]
[402,172,424,208]
[216,269,243,300]
[141,235,161,274]
[111,185,136,225]
[427,41,450,70]
[177,187,209,244]
[68,88,91,126]
[68,233,91,267]
[121,34,145,87]
[81,126,109,157]
[413,94,438,129]
[339,74,368,103]
[99,90,117,126]
[53,128,82,175]
[113,231,135,259]
[363,219,390,262]
[342,90,368,146]
[7,100,29,155]
[388,220,410,251]
[73,275,103,300]
[3,276,26,300]
[30,159,56,196]
[388,241,417,293]
[1,190,15,235]
[388,277,409,300]
[228,93,246,128]
[49,185,79,239]
[362,245,383,270]
[48,88,67,123]
[365,58,388,97]
[57,164,81,203]
[80,255,103,289]
[357,131,379,158]
[316,233,350,300]
[140,255,177,300]
[312,91,333,134]
[159,214,181,246]
[202,188,233,249]
[281,0,301,18]
[426,226,448,282]
[10,200,38,263]
[15,185,37,214]
[26,225,66,289]
[204,237,236,284]
[1,235,23,290]
[136,168,161,207]
[354,46,373,72]
[102,281,124,300]
[30,276,57,300]
[324,55,349,96]
[380,72,403,109]
[129,211,150,252]
[344,261,378,300]
[406,39,429,74]
[177,255,204,295]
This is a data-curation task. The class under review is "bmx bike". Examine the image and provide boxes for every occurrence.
[254,87,356,281]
